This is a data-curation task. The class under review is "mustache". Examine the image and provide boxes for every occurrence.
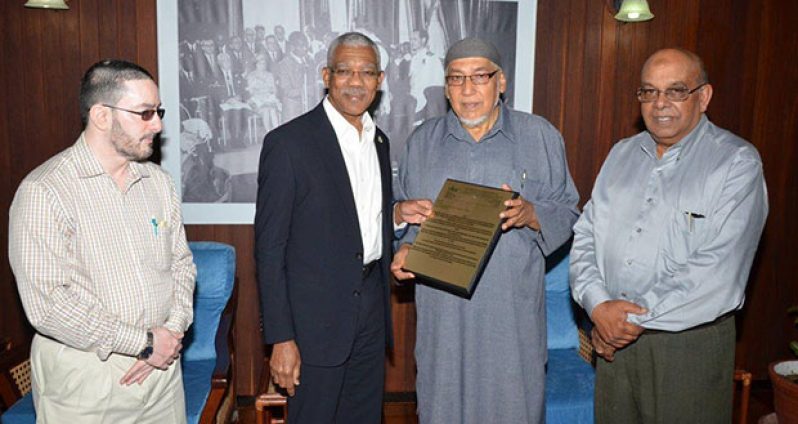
[340,87,368,97]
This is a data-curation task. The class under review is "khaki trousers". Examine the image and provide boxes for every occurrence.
[31,334,186,424]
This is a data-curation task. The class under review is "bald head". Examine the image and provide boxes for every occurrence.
[642,48,708,86]
[638,48,713,155]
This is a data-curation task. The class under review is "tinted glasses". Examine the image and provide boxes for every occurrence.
[103,104,165,121]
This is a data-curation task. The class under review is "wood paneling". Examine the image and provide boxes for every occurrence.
[0,0,160,352]
[2,0,796,403]
[534,0,798,378]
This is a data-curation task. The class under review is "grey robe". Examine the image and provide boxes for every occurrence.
[396,105,579,423]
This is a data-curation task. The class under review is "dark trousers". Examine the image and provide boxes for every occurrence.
[595,315,735,424]
[287,265,386,424]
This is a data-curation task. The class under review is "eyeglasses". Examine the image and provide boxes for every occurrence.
[636,83,706,103]
[103,104,165,121]
[330,68,381,80]
[445,70,499,86]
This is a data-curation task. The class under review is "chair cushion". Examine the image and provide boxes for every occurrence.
[182,358,215,424]
[545,254,579,349]
[545,348,595,424]
[183,242,236,362]
[0,393,34,424]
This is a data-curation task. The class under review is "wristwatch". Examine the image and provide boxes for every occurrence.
[137,330,154,360]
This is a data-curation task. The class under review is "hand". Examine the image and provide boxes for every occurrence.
[591,327,616,362]
[394,199,434,225]
[147,327,183,369]
[499,184,540,231]
[391,243,416,281]
[590,300,647,349]
[119,360,156,386]
[270,340,301,396]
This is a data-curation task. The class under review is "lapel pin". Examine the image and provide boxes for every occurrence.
[377,135,383,144]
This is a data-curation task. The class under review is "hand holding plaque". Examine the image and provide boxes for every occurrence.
[403,179,518,297]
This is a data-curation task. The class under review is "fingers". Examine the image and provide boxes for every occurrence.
[271,341,301,397]
[395,199,434,225]
[120,360,156,386]
[391,244,416,281]
[591,328,616,362]
[499,199,538,230]
[618,301,648,315]
[591,300,645,348]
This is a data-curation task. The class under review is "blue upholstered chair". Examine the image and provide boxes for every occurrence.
[0,241,236,424]
[183,241,236,424]
[544,253,595,423]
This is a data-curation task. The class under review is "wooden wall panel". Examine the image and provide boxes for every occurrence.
[0,0,159,360]
[2,0,796,404]
[534,0,798,378]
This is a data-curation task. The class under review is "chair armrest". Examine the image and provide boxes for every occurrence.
[211,280,237,388]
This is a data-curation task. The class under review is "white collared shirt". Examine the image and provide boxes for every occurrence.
[323,96,383,264]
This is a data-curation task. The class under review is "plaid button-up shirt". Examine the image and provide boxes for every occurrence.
[9,134,196,360]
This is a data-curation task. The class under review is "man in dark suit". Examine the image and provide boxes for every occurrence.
[255,32,432,423]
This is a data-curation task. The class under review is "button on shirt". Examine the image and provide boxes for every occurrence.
[323,97,383,264]
[570,116,768,331]
[8,135,196,359]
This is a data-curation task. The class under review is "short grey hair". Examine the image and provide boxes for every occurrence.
[326,32,381,70]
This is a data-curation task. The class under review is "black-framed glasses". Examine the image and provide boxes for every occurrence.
[103,104,165,121]
[445,70,499,86]
[636,83,706,103]
[329,68,381,80]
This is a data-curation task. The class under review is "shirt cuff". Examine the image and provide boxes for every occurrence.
[111,322,148,359]
[581,284,613,318]
[393,220,408,232]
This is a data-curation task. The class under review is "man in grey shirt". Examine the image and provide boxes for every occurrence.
[570,48,768,423]
[392,38,579,423]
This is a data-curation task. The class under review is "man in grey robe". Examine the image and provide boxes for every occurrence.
[391,38,580,424]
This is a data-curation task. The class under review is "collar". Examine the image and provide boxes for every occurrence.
[322,96,375,140]
[74,132,150,180]
[640,114,708,160]
[444,101,515,144]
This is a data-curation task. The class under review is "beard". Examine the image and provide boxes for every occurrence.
[455,80,502,129]
[110,118,154,161]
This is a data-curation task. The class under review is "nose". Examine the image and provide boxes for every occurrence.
[150,114,163,133]
[652,90,671,109]
[348,71,366,86]
[461,77,477,95]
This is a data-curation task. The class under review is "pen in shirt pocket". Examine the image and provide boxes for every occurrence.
[521,169,527,190]
[684,211,705,233]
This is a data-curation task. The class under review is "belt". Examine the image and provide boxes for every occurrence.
[362,260,379,279]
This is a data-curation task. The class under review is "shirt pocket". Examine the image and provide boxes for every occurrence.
[662,206,707,270]
[148,225,173,272]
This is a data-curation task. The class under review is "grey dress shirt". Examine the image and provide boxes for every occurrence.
[570,115,768,331]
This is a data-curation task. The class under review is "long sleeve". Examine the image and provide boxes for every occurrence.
[164,180,197,334]
[254,134,297,344]
[570,121,768,330]
[528,125,580,256]
[628,156,767,330]
[9,181,146,359]
[570,196,614,317]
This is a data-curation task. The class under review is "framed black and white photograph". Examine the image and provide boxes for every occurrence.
[158,0,538,223]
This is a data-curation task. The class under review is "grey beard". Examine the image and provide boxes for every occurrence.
[456,96,501,129]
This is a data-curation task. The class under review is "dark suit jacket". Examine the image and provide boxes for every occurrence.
[255,103,394,367]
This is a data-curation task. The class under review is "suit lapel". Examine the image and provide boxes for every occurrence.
[373,130,391,209]
[309,105,363,241]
